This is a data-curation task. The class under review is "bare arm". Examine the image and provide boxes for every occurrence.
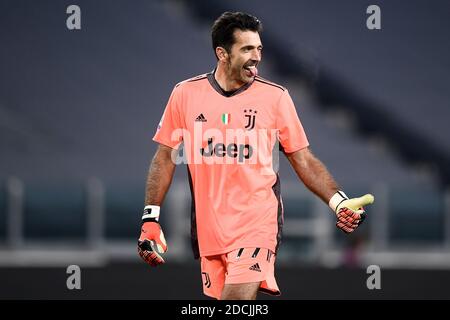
[144,144,177,206]
[285,147,339,204]
[138,144,175,265]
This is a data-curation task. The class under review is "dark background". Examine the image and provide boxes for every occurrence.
[1,0,450,299]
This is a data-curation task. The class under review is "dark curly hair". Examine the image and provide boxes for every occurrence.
[211,12,262,59]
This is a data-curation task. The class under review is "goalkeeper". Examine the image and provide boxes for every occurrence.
[137,11,374,300]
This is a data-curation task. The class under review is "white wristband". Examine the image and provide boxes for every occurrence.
[142,205,160,221]
[328,191,348,212]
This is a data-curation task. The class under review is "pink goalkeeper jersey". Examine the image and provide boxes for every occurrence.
[153,70,309,258]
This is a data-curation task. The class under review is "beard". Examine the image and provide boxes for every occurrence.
[227,58,254,84]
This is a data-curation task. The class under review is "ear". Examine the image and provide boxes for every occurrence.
[216,47,229,62]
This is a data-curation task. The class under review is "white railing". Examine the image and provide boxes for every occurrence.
[1,177,450,269]
[6,177,24,249]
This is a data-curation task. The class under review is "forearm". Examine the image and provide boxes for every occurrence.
[144,145,176,206]
[286,148,340,204]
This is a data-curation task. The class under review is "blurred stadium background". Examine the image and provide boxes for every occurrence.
[1,0,450,299]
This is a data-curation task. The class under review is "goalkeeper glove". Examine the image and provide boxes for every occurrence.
[329,191,374,233]
[138,205,167,266]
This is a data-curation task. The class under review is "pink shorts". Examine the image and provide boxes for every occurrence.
[200,247,280,299]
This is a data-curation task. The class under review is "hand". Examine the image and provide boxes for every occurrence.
[331,193,374,233]
[138,221,167,266]
[138,205,167,266]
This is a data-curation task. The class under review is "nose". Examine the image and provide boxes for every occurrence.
[252,48,261,62]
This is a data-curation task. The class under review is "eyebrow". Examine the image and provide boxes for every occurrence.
[240,44,264,50]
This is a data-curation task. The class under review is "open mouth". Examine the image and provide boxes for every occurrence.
[243,65,258,77]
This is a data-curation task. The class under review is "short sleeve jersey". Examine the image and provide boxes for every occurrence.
[153,70,309,258]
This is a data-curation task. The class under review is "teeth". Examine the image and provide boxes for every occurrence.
[244,65,258,77]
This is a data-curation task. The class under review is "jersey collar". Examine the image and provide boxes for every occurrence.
[207,68,254,98]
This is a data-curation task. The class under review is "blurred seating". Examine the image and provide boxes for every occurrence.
[185,0,450,186]
[389,188,445,244]
[0,1,449,265]
[23,183,86,241]
[0,185,6,241]
[105,184,143,239]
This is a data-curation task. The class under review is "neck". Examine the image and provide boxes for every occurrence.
[214,63,245,92]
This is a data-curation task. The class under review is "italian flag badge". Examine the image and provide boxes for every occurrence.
[221,113,231,125]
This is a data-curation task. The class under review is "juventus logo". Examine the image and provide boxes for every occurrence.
[202,272,211,288]
[244,109,257,130]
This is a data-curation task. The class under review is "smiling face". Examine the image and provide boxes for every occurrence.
[221,30,263,86]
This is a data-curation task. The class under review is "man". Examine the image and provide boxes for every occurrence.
[137,12,374,300]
